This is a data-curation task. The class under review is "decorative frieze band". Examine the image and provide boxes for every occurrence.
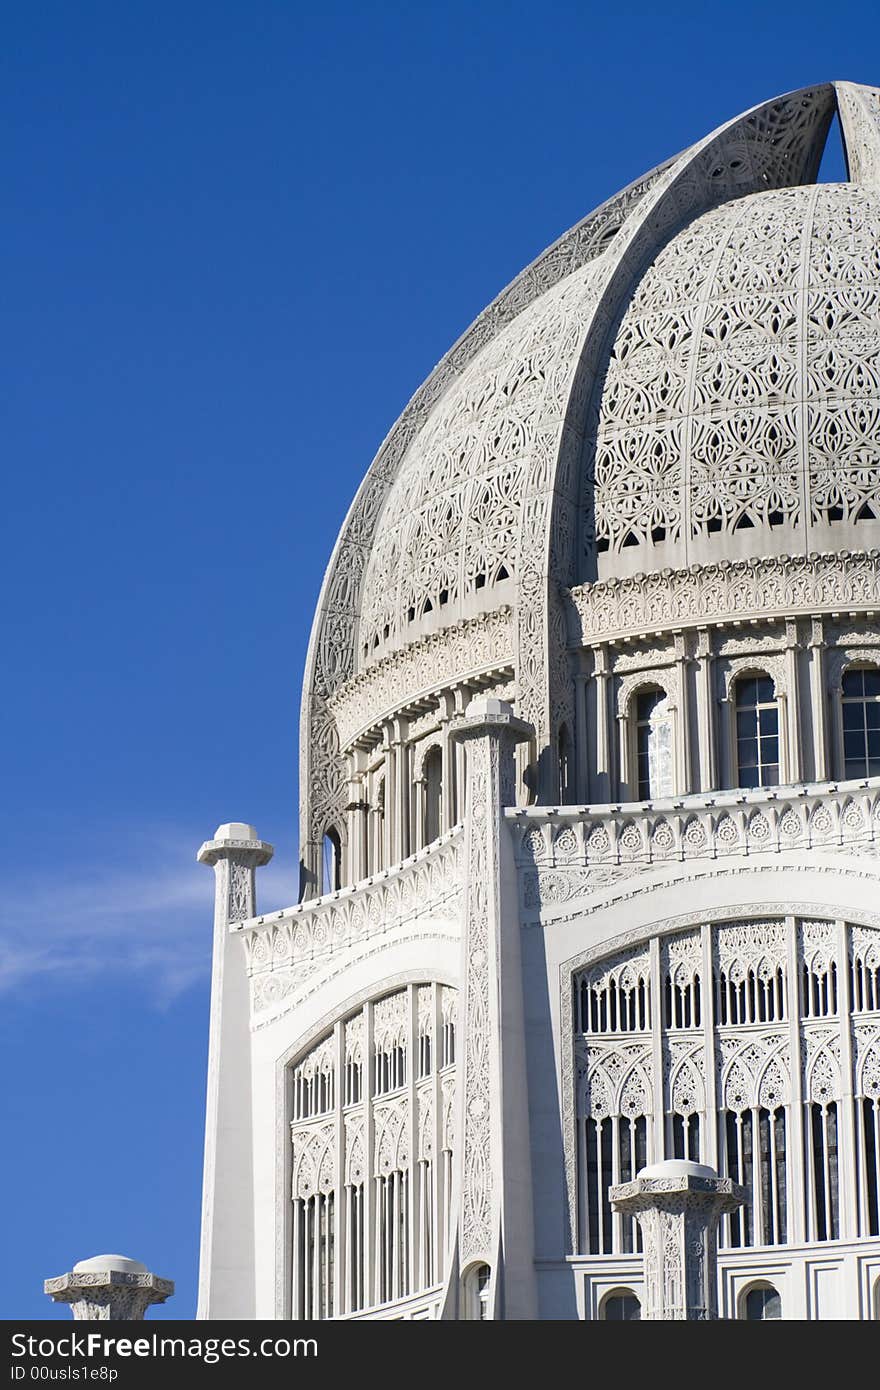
[511,779,880,913]
[568,550,880,647]
[328,607,514,748]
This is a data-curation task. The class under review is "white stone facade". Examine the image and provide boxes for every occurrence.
[198,83,880,1320]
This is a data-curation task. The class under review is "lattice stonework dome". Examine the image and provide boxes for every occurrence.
[299,80,880,890]
[587,183,880,571]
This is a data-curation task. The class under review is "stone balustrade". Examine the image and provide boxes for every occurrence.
[511,777,880,912]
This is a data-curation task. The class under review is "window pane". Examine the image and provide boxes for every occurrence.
[864,668,880,696]
[756,676,774,703]
[738,738,759,767]
[761,763,779,787]
[737,709,758,737]
[866,702,880,730]
[736,678,758,708]
[843,701,865,729]
[739,765,760,789]
[760,735,779,764]
[843,669,865,697]
[844,729,866,759]
[637,689,663,722]
[760,706,779,735]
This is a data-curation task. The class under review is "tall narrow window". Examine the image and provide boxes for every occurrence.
[735,675,779,789]
[423,746,443,845]
[841,666,880,779]
[463,1263,492,1320]
[635,688,672,799]
[322,827,341,895]
[558,723,573,803]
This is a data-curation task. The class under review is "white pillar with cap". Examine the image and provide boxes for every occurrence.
[609,1159,746,1320]
[197,823,273,1321]
[45,1255,173,1320]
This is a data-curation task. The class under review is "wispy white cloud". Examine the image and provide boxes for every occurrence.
[0,838,300,1005]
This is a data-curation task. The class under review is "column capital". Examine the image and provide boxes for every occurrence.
[45,1256,173,1321]
[198,822,274,867]
[450,697,533,747]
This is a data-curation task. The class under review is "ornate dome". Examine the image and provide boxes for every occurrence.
[300,80,880,888]
[586,182,880,577]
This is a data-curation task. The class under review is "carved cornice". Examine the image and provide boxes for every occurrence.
[568,550,880,646]
[328,608,514,749]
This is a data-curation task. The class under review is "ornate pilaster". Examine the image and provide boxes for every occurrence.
[450,699,533,1317]
[45,1257,173,1321]
[610,1160,745,1320]
[197,823,273,1321]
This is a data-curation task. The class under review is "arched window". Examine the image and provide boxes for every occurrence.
[423,745,443,845]
[634,687,673,800]
[463,1263,491,1320]
[600,1289,641,1320]
[321,827,341,895]
[291,984,458,1319]
[841,666,880,779]
[735,675,779,789]
[558,723,573,803]
[740,1282,782,1320]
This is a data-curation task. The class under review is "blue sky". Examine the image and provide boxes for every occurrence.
[2,0,877,1320]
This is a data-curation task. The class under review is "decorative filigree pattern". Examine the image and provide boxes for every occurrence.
[567,915,880,1263]
[289,982,458,1318]
[514,784,880,919]
[328,608,513,749]
[569,550,880,644]
[586,184,880,557]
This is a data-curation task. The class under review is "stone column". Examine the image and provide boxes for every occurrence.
[674,632,693,796]
[448,698,535,1319]
[45,1256,173,1321]
[609,1160,745,1320]
[197,822,273,1320]
[695,628,717,792]
[593,646,612,802]
[785,619,803,783]
[574,661,590,805]
[809,617,830,781]
[345,774,368,884]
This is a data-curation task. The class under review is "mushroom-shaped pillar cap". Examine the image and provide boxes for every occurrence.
[72,1255,147,1275]
[637,1159,720,1181]
[198,822,274,866]
[214,822,258,842]
[465,696,514,719]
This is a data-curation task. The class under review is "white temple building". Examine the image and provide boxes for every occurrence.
[197,82,880,1320]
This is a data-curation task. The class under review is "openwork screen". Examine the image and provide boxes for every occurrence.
[573,919,880,1254]
[290,983,457,1319]
[588,184,880,557]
